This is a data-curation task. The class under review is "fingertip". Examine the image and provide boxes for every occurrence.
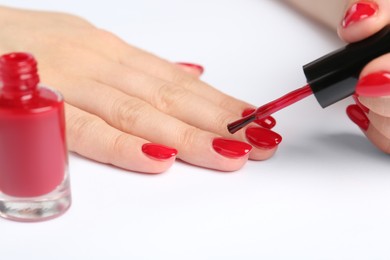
[175,62,204,77]
[355,71,390,98]
[244,127,282,161]
[141,143,178,160]
[177,135,253,172]
[242,108,277,129]
[248,146,279,161]
[137,157,176,174]
[139,143,178,173]
[338,0,389,42]
[346,104,390,154]
[209,137,251,171]
[346,104,370,131]
[112,149,176,175]
[106,137,178,174]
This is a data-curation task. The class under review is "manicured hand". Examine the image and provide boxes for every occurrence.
[0,6,282,173]
[339,0,390,153]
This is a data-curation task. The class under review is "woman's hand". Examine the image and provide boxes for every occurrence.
[285,0,390,154]
[0,6,282,173]
[338,0,390,153]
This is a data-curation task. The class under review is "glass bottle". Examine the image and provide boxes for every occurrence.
[0,52,71,222]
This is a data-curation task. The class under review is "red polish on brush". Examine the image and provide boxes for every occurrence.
[228,26,390,134]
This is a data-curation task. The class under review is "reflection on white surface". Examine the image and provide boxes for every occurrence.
[1,0,389,259]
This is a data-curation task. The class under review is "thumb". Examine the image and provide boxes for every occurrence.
[338,0,390,42]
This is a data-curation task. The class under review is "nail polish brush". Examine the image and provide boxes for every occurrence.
[228,25,390,134]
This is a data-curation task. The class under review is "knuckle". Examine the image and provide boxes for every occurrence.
[214,110,235,128]
[108,132,130,161]
[66,111,102,151]
[94,28,123,46]
[110,96,147,131]
[175,127,198,149]
[153,83,189,112]
[218,96,238,111]
[171,72,196,88]
[53,12,92,27]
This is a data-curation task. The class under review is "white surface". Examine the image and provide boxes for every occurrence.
[1,0,390,259]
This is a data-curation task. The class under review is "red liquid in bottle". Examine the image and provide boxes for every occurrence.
[0,52,71,222]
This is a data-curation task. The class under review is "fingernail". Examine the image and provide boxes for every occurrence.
[242,108,276,129]
[142,143,178,160]
[176,62,204,75]
[212,138,252,158]
[352,94,369,113]
[245,127,282,149]
[342,1,378,28]
[346,104,370,131]
[356,71,390,97]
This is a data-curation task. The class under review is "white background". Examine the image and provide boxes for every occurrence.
[1,0,390,259]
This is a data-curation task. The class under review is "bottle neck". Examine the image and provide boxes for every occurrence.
[0,52,40,101]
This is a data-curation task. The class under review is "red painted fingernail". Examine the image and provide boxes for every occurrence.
[142,143,178,160]
[176,62,204,75]
[352,94,369,113]
[356,71,390,97]
[346,104,370,131]
[242,108,276,129]
[342,1,378,28]
[245,127,282,149]
[212,138,252,158]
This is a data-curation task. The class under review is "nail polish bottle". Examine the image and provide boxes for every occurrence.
[0,52,71,222]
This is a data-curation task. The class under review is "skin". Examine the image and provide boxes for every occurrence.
[0,1,388,174]
[284,0,345,29]
[0,6,277,173]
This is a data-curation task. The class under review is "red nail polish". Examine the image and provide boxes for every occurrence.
[142,143,178,160]
[176,62,204,75]
[0,52,71,222]
[352,94,369,113]
[245,127,282,149]
[356,71,390,97]
[242,108,276,129]
[212,138,252,158]
[346,104,370,131]
[342,1,378,28]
